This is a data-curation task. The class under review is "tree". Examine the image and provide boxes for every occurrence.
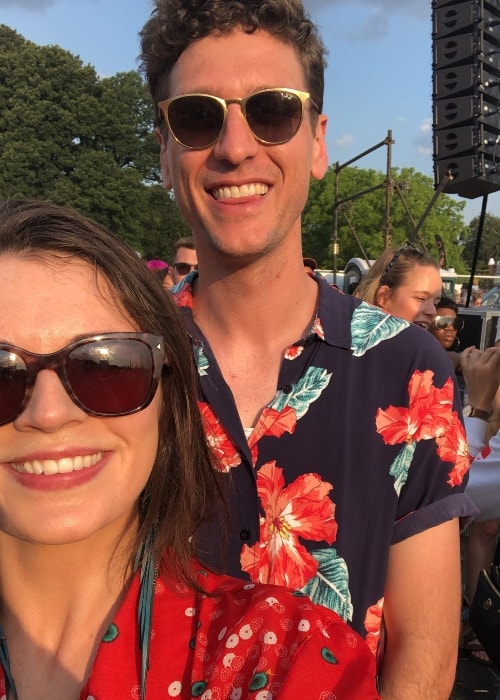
[459,214,500,273]
[0,25,189,261]
[302,165,468,272]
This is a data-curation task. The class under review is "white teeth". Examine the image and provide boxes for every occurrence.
[212,183,269,200]
[42,460,58,476]
[58,458,75,474]
[12,452,102,476]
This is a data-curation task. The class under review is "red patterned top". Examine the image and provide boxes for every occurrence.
[75,562,378,699]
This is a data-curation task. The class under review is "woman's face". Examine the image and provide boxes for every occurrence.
[0,255,161,546]
[376,264,443,329]
[428,307,458,350]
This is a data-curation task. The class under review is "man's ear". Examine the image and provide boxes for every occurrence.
[310,113,328,181]
[155,126,173,190]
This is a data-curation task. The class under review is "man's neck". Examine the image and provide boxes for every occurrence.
[191,260,319,428]
[193,258,318,343]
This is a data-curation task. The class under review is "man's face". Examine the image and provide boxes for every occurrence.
[156,29,328,266]
[170,245,198,285]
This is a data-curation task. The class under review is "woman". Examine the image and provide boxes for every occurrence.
[428,296,464,372]
[0,199,379,699]
[354,244,443,328]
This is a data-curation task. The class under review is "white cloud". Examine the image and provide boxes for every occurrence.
[335,133,354,147]
[414,118,432,157]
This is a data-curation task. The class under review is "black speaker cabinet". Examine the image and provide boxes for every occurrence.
[457,307,500,350]
[432,0,500,198]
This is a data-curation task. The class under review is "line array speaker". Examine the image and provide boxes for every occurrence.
[432,0,500,198]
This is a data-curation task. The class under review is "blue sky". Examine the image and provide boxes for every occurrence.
[1,0,499,224]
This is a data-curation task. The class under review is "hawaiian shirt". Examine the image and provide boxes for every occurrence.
[173,272,476,650]
[13,561,378,700]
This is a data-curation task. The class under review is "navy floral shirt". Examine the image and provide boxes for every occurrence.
[173,273,476,652]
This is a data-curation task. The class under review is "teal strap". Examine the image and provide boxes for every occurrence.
[0,627,18,700]
[136,528,157,700]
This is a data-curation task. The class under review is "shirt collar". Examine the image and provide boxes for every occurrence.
[173,270,358,351]
[312,275,358,349]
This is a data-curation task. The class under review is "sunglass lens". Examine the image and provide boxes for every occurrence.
[435,317,463,331]
[169,95,223,149]
[247,90,302,144]
[174,263,190,275]
[66,339,155,415]
[0,350,27,425]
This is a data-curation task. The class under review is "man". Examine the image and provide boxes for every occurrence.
[140,2,476,696]
[168,235,198,286]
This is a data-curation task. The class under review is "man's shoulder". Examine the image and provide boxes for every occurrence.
[321,292,455,381]
[195,567,341,625]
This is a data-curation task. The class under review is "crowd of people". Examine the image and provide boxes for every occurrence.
[1,0,499,697]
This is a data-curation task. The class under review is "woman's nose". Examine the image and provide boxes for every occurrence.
[14,369,87,432]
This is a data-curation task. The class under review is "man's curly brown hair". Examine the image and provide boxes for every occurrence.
[139,0,327,125]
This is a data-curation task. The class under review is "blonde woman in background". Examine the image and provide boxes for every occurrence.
[354,244,443,328]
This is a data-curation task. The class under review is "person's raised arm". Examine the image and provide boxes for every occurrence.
[461,346,500,416]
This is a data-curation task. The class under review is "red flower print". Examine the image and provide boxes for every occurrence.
[240,461,337,589]
[481,444,492,459]
[364,598,384,657]
[172,282,193,309]
[376,371,454,445]
[312,317,325,340]
[250,407,297,448]
[284,345,304,360]
[435,414,470,486]
[376,370,464,493]
[198,402,241,472]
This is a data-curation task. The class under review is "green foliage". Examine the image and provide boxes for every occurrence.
[303,165,468,273]
[458,213,500,272]
[0,25,188,262]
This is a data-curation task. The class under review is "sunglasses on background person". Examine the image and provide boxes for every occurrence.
[171,262,198,276]
[430,316,464,332]
[158,88,318,150]
[0,333,167,426]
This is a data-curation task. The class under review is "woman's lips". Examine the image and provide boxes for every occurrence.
[11,452,103,475]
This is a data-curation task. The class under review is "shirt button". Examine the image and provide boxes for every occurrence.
[240,529,251,541]
[282,384,292,394]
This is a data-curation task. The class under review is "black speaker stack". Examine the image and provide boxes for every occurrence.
[432,0,500,198]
